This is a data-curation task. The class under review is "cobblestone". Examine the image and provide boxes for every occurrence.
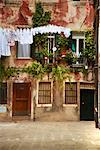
[0,121,100,150]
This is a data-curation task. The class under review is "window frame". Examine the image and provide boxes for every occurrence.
[72,32,85,57]
[5,0,21,4]
[47,35,56,63]
[16,42,32,59]
[37,81,53,107]
[0,83,7,104]
[64,82,77,105]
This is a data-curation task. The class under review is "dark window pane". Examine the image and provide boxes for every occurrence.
[72,39,76,52]
[79,39,84,53]
[5,0,21,4]
[0,83,7,104]
[65,83,77,104]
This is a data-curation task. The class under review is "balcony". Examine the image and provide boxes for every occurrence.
[32,50,86,67]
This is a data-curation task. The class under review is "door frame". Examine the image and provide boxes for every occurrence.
[12,82,31,116]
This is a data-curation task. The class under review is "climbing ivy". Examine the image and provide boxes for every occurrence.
[56,34,69,51]
[32,2,51,52]
[0,61,72,82]
[81,31,96,67]
[0,63,6,82]
[6,67,19,79]
[32,3,51,27]
[24,61,44,79]
[51,65,70,81]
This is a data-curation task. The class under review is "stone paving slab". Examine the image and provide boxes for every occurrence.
[0,121,100,150]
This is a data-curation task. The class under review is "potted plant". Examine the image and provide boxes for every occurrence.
[64,50,78,65]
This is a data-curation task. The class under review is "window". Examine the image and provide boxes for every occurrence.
[33,35,56,64]
[38,82,51,104]
[41,0,58,2]
[47,35,55,63]
[17,42,31,58]
[5,0,21,4]
[0,83,7,104]
[65,83,77,104]
[72,32,85,56]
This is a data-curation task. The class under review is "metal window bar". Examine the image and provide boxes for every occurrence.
[38,82,51,104]
[0,83,7,104]
[65,83,77,104]
[5,0,21,4]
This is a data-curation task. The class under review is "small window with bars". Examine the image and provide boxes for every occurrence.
[38,82,51,104]
[65,83,77,104]
[0,83,7,104]
[5,0,21,4]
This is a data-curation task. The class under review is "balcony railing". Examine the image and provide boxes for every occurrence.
[32,52,86,67]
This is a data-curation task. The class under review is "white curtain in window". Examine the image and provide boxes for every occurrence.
[18,43,30,58]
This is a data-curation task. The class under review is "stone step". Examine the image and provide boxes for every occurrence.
[12,116,31,122]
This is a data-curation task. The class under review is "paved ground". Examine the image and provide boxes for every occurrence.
[0,121,100,150]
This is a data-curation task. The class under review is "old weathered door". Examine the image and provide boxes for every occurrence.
[80,89,94,121]
[13,83,31,116]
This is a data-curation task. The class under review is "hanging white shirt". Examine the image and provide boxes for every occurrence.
[0,28,11,57]
[19,28,33,45]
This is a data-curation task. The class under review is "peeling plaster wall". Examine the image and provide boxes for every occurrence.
[0,0,94,30]
[0,0,35,26]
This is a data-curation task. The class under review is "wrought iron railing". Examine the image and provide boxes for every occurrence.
[32,52,87,66]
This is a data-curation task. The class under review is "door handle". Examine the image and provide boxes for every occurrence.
[82,102,84,105]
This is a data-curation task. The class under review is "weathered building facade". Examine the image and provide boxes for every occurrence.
[0,0,95,121]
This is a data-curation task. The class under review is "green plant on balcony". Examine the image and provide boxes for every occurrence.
[40,48,53,59]
[62,51,78,65]
[56,34,69,53]
[34,47,53,64]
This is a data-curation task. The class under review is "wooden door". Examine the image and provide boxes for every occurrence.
[13,83,31,116]
[80,89,94,121]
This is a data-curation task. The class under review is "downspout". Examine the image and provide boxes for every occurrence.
[94,0,100,128]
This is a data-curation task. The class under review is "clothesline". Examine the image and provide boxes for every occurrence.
[0,24,71,57]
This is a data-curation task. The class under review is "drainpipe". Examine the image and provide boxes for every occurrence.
[94,0,100,128]
[98,1,100,128]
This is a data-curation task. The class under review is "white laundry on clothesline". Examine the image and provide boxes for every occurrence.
[16,25,71,44]
[0,28,11,58]
[0,25,71,57]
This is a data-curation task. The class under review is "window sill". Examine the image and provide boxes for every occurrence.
[63,104,77,107]
[16,57,32,60]
[37,104,52,107]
